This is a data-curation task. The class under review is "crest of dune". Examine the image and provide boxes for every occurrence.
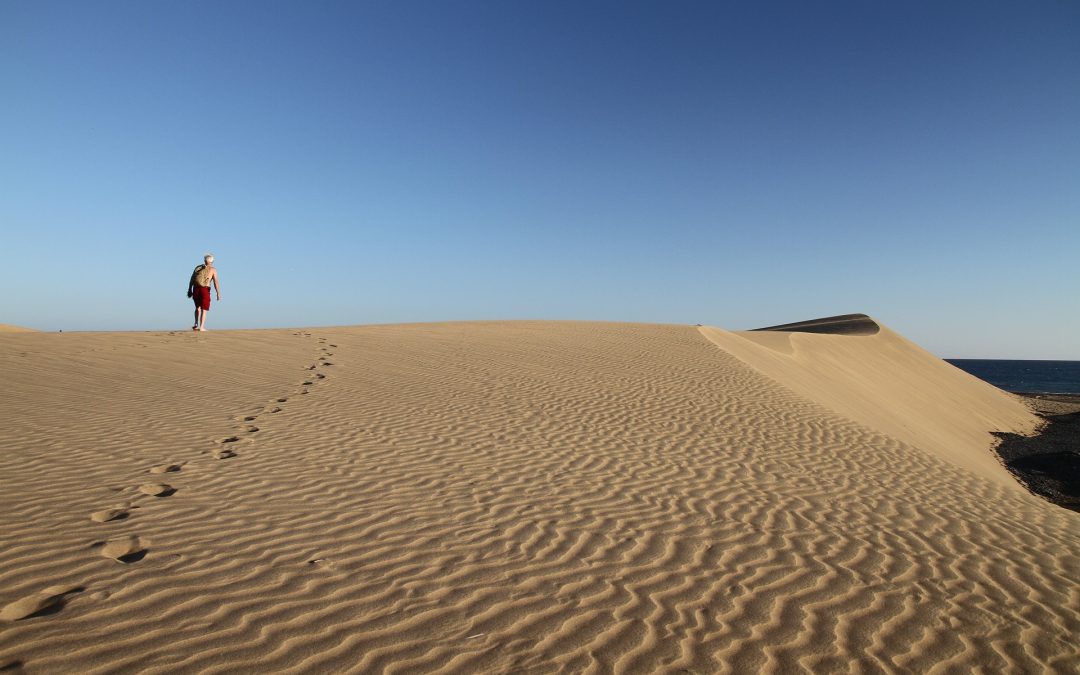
[699,314,1040,489]
[0,324,37,332]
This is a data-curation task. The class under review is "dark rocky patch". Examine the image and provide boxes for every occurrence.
[994,407,1080,512]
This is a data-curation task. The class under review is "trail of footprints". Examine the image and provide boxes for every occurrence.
[0,333,337,622]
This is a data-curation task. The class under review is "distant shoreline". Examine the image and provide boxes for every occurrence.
[1014,392,1080,404]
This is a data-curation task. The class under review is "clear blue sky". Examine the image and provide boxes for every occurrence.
[2,1,1077,358]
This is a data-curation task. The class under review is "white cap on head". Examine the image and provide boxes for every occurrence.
[204,253,214,263]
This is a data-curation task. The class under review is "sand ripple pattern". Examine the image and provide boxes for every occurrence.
[0,322,1077,673]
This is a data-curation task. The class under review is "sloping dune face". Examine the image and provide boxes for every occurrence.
[701,316,1040,489]
[0,322,1076,673]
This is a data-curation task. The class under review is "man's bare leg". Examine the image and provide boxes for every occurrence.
[199,309,208,331]
[193,307,200,331]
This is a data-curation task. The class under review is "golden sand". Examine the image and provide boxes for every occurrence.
[0,320,1076,672]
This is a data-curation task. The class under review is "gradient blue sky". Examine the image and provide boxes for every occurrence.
[2,1,1077,358]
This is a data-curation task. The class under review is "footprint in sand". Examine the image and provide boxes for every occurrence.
[329,344,337,348]
[270,407,283,413]
[276,398,288,403]
[246,426,259,433]
[138,483,175,497]
[217,436,245,457]
[150,463,182,474]
[244,415,258,422]
[98,536,147,563]
[1,586,85,621]
[315,374,326,380]
[90,508,129,523]
[302,381,314,386]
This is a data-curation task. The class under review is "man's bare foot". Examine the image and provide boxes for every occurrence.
[198,327,206,332]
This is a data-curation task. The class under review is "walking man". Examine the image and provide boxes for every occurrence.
[187,253,221,331]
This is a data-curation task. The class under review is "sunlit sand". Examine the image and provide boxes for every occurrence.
[1,319,1075,672]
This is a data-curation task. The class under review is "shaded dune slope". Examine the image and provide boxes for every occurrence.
[0,322,1076,673]
[750,313,881,336]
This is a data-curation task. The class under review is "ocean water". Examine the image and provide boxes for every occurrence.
[947,360,1080,395]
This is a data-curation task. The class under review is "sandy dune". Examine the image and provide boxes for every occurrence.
[702,315,1040,488]
[0,320,1076,673]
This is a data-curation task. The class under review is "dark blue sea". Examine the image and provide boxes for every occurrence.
[947,360,1080,395]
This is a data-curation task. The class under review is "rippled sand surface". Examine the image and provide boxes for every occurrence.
[1,320,1076,673]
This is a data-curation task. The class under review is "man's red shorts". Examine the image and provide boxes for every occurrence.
[192,286,211,311]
